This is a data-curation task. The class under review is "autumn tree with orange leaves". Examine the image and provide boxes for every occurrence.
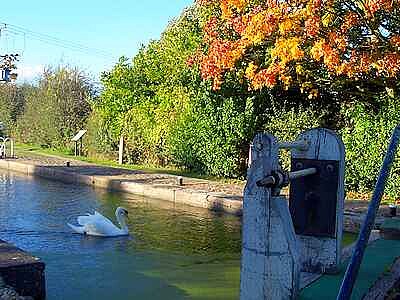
[194,0,400,98]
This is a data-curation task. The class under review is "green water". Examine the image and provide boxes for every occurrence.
[0,170,358,299]
[0,170,241,299]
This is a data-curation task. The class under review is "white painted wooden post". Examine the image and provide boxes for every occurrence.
[240,133,300,300]
[10,139,14,158]
[291,128,345,274]
[118,136,124,165]
[0,142,4,158]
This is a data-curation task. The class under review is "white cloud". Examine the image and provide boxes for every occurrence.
[15,64,44,82]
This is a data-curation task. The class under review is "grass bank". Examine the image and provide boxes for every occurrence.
[15,143,245,185]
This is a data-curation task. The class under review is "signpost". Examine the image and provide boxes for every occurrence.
[71,130,87,156]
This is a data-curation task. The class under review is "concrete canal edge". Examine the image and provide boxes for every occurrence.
[0,159,243,215]
[0,240,45,300]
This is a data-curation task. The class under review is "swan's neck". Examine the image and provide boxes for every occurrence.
[116,213,129,233]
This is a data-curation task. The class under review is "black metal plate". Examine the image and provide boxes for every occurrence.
[289,158,339,238]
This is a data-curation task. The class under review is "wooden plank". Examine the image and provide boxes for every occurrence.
[240,134,299,300]
[291,128,345,274]
[272,196,301,296]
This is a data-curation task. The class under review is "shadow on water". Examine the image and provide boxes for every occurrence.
[0,170,241,300]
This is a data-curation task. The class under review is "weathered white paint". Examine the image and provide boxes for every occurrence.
[71,130,87,142]
[240,134,300,300]
[291,128,345,274]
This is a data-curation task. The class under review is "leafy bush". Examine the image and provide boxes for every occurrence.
[85,108,118,158]
[341,92,400,200]
[0,83,28,136]
[16,66,94,150]
[94,8,202,165]
[92,5,334,178]
[263,102,326,171]
[168,87,251,177]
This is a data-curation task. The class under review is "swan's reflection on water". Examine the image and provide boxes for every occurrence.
[0,169,241,300]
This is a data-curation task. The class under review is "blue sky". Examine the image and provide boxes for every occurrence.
[0,0,194,82]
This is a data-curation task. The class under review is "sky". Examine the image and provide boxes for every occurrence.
[0,0,194,83]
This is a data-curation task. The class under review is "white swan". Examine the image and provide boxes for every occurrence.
[68,207,129,237]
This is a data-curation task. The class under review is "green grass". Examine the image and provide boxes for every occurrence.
[15,143,245,184]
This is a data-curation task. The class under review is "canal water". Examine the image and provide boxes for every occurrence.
[0,170,241,299]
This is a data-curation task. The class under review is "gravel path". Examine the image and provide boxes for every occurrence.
[14,151,246,196]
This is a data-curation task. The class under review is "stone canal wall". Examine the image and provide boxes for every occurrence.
[0,158,243,215]
[0,240,45,300]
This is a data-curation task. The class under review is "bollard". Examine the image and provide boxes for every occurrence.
[389,205,397,217]
[177,176,183,186]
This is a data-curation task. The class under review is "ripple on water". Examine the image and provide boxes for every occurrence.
[0,169,241,300]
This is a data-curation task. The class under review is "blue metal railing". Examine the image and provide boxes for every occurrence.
[337,125,400,300]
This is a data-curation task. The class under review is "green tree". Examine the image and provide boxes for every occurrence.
[16,66,95,150]
[93,8,203,163]
[0,83,29,135]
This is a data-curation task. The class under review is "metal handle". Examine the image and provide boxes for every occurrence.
[289,168,317,180]
[278,139,309,151]
[257,168,317,188]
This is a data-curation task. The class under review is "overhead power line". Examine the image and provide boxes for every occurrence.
[0,21,117,61]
